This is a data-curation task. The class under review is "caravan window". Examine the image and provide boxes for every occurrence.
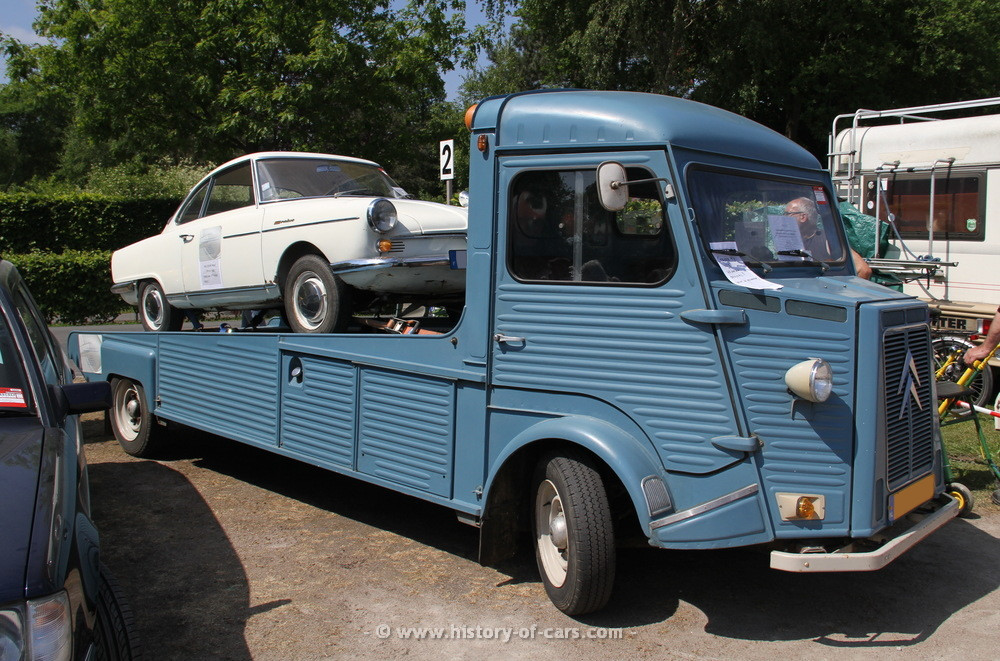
[865,173,985,241]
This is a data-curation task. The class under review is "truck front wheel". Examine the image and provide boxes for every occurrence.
[532,452,615,615]
[110,378,165,457]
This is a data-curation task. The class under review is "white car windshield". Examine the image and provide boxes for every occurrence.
[256,158,406,201]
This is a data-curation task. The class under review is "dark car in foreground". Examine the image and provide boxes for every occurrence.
[0,260,139,660]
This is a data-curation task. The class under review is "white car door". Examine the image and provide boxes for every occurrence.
[179,161,264,300]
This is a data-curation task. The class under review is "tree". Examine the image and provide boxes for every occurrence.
[465,0,1000,159]
[1,0,470,193]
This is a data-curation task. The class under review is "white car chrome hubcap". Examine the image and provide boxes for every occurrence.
[293,273,328,330]
[143,288,164,327]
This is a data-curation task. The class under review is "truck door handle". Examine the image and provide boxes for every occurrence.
[179,234,194,243]
[494,334,525,345]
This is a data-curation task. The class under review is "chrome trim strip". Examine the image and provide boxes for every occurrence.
[649,483,759,530]
[260,216,356,234]
[330,255,454,274]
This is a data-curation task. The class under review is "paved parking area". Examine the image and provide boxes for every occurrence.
[81,415,1000,660]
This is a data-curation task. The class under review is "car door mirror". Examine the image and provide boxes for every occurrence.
[50,381,113,420]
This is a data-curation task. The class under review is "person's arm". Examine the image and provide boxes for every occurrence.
[851,249,872,279]
[964,308,1000,365]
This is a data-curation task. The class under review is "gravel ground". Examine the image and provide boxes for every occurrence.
[80,414,1000,661]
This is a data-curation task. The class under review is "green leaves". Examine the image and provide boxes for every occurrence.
[3,0,469,193]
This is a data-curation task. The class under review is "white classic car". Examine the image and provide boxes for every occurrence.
[111,152,467,332]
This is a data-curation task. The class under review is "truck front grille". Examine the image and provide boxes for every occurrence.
[882,322,935,491]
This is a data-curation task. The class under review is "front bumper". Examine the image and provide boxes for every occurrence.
[770,493,958,572]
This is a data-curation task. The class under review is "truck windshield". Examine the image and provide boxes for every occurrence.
[687,168,846,267]
[256,158,406,201]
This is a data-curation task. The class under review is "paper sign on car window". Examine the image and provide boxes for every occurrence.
[710,242,782,290]
[769,215,806,261]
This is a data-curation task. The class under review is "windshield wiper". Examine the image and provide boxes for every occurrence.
[776,250,829,272]
[330,188,375,198]
[710,247,772,273]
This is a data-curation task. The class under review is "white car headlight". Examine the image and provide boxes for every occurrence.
[785,358,833,403]
[367,198,398,234]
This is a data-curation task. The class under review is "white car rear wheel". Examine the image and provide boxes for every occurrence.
[139,281,183,332]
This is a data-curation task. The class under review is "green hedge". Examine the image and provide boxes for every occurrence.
[0,192,176,253]
[8,250,128,324]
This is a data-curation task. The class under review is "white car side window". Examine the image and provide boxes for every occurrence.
[205,163,254,217]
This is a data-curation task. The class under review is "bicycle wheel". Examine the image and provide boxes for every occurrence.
[933,335,995,409]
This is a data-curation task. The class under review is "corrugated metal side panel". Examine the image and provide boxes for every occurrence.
[280,355,356,468]
[358,368,455,496]
[156,335,280,446]
[492,284,742,474]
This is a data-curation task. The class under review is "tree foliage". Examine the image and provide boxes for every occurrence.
[1,0,469,193]
[464,0,1000,158]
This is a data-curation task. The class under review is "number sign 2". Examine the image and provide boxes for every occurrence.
[439,139,455,181]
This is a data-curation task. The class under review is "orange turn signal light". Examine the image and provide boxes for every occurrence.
[376,239,393,253]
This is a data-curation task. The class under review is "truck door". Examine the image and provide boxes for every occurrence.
[489,151,755,476]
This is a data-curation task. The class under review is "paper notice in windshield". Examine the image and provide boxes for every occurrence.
[768,214,806,261]
[710,242,782,290]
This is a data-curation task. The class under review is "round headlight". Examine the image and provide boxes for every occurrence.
[785,358,833,403]
[366,198,398,233]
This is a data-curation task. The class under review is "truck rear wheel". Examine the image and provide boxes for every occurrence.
[110,378,165,457]
[532,452,615,615]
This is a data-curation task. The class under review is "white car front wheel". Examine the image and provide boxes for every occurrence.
[283,255,351,333]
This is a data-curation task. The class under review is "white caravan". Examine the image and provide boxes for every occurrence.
[830,98,1000,404]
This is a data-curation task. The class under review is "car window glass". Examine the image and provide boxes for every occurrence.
[12,285,60,385]
[687,168,846,265]
[256,158,400,200]
[508,167,674,284]
[178,182,209,224]
[0,310,32,412]
[205,162,254,216]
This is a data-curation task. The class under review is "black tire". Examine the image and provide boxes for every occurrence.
[947,482,975,517]
[531,452,615,615]
[933,335,994,409]
[283,255,351,333]
[93,564,142,660]
[138,281,183,332]
[110,378,165,457]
